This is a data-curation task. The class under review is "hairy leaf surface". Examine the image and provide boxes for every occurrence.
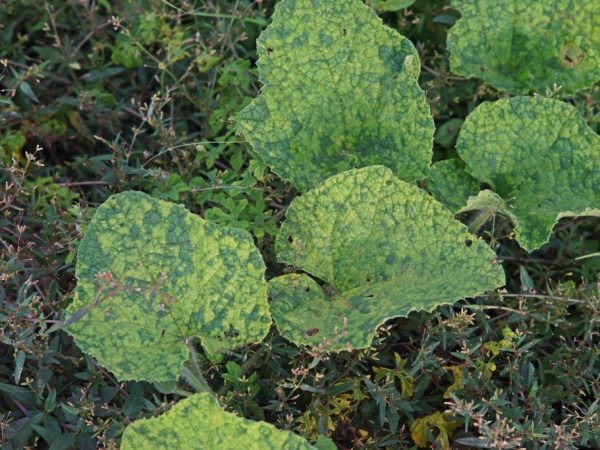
[428,159,479,211]
[447,0,600,95]
[270,166,505,350]
[457,96,600,251]
[121,393,315,449]
[67,192,270,382]
[237,0,434,191]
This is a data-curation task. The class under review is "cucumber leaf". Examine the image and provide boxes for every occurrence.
[447,0,600,95]
[428,159,480,211]
[237,0,434,192]
[66,191,270,382]
[121,393,315,449]
[371,0,416,12]
[270,166,505,350]
[456,96,600,251]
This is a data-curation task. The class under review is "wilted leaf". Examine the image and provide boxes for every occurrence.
[411,411,459,449]
[447,0,600,95]
[270,166,505,350]
[66,191,270,382]
[456,96,600,251]
[237,0,434,191]
[442,365,464,399]
[121,393,315,449]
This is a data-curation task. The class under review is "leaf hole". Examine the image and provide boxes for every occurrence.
[365,294,375,298]
[365,275,371,283]
[464,239,473,247]
[287,236,294,243]
[342,28,347,36]
[267,47,274,54]
[561,44,584,68]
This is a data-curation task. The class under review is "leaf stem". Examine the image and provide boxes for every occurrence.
[468,210,493,234]
[183,340,215,395]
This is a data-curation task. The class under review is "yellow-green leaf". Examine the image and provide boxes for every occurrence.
[121,393,315,449]
[448,0,600,95]
[456,96,600,251]
[237,0,434,191]
[411,411,459,449]
[66,192,270,382]
[270,166,505,351]
[428,159,480,212]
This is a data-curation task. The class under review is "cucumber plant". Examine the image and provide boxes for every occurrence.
[64,0,600,446]
[121,393,319,450]
[447,0,600,94]
[236,0,434,191]
[66,191,271,382]
[270,166,505,350]
[431,96,600,252]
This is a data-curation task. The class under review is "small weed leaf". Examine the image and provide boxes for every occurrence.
[66,192,270,382]
[428,159,480,212]
[270,166,505,350]
[456,96,600,251]
[410,411,459,449]
[236,0,434,192]
[121,393,315,449]
[447,0,600,95]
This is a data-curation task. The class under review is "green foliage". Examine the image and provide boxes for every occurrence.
[0,130,26,163]
[121,393,315,449]
[270,166,505,350]
[66,191,270,381]
[2,0,599,449]
[456,96,600,251]
[447,0,600,95]
[370,0,416,12]
[237,0,434,191]
[427,158,479,211]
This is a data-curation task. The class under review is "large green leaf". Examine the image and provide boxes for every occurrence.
[371,0,416,11]
[121,393,315,449]
[270,166,505,350]
[456,96,600,251]
[66,192,270,382]
[428,159,479,212]
[447,0,600,95]
[236,0,434,192]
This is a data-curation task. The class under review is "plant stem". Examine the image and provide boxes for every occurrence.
[468,210,493,235]
[183,340,215,395]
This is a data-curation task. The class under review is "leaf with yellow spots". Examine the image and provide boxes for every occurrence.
[448,0,600,95]
[428,159,479,212]
[66,191,270,382]
[236,0,434,191]
[121,393,316,449]
[270,166,505,351]
[456,96,600,251]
